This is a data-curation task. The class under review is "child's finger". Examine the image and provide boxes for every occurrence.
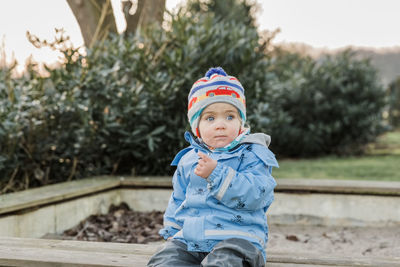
[198,152,210,161]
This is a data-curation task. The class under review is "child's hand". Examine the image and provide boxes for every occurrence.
[195,152,217,179]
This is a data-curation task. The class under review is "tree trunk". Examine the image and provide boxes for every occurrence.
[67,0,118,47]
[124,0,166,34]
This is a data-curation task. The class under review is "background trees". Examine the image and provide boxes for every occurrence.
[66,0,166,47]
[0,0,388,193]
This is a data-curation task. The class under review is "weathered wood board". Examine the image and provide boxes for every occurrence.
[0,237,399,267]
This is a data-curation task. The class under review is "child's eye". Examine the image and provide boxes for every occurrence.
[206,116,214,121]
[227,115,234,120]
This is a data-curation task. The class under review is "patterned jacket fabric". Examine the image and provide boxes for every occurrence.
[159,131,279,260]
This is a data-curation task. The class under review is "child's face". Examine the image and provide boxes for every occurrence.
[198,103,241,148]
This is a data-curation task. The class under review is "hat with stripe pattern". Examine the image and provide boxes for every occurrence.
[187,67,246,137]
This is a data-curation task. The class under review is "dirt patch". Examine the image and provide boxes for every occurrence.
[48,203,400,258]
[61,202,164,244]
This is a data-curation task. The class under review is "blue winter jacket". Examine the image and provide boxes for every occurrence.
[159,131,279,260]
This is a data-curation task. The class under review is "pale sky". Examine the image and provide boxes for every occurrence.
[1,0,400,69]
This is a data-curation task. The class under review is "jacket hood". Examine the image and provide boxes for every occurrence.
[240,133,271,148]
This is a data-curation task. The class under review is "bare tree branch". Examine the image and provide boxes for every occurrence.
[67,0,117,47]
[123,0,166,34]
[123,0,146,34]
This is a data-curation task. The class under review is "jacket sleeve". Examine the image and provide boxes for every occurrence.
[159,165,187,239]
[206,145,278,211]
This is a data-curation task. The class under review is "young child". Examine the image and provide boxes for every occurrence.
[147,67,278,267]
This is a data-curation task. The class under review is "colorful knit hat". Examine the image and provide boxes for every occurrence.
[187,67,246,137]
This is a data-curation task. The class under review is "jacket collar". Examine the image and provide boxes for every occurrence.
[185,131,271,152]
[184,131,210,152]
[184,131,270,154]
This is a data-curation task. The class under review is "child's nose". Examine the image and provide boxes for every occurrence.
[215,119,226,129]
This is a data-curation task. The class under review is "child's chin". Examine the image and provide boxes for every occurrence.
[212,142,230,148]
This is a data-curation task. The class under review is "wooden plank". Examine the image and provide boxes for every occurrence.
[120,176,172,188]
[268,252,400,267]
[267,264,347,267]
[0,245,149,267]
[275,178,400,195]
[0,238,399,267]
[0,237,159,255]
[0,176,121,215]
[120,177,400,196]
[2,176,399,217]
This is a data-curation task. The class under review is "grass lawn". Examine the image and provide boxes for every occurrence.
[273,129,400,181]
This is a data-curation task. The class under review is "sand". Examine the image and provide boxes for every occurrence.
[267,224,400,259]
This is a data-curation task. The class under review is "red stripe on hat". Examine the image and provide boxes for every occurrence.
[194,79,208,84]
[188,97,197,110]
[210,74,225,80]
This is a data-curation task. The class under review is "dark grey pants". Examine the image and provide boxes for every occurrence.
[147,238,265,267]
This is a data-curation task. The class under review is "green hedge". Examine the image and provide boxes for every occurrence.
[0,0,386,193]
[259,51,386,156]
[387,76,400,127]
